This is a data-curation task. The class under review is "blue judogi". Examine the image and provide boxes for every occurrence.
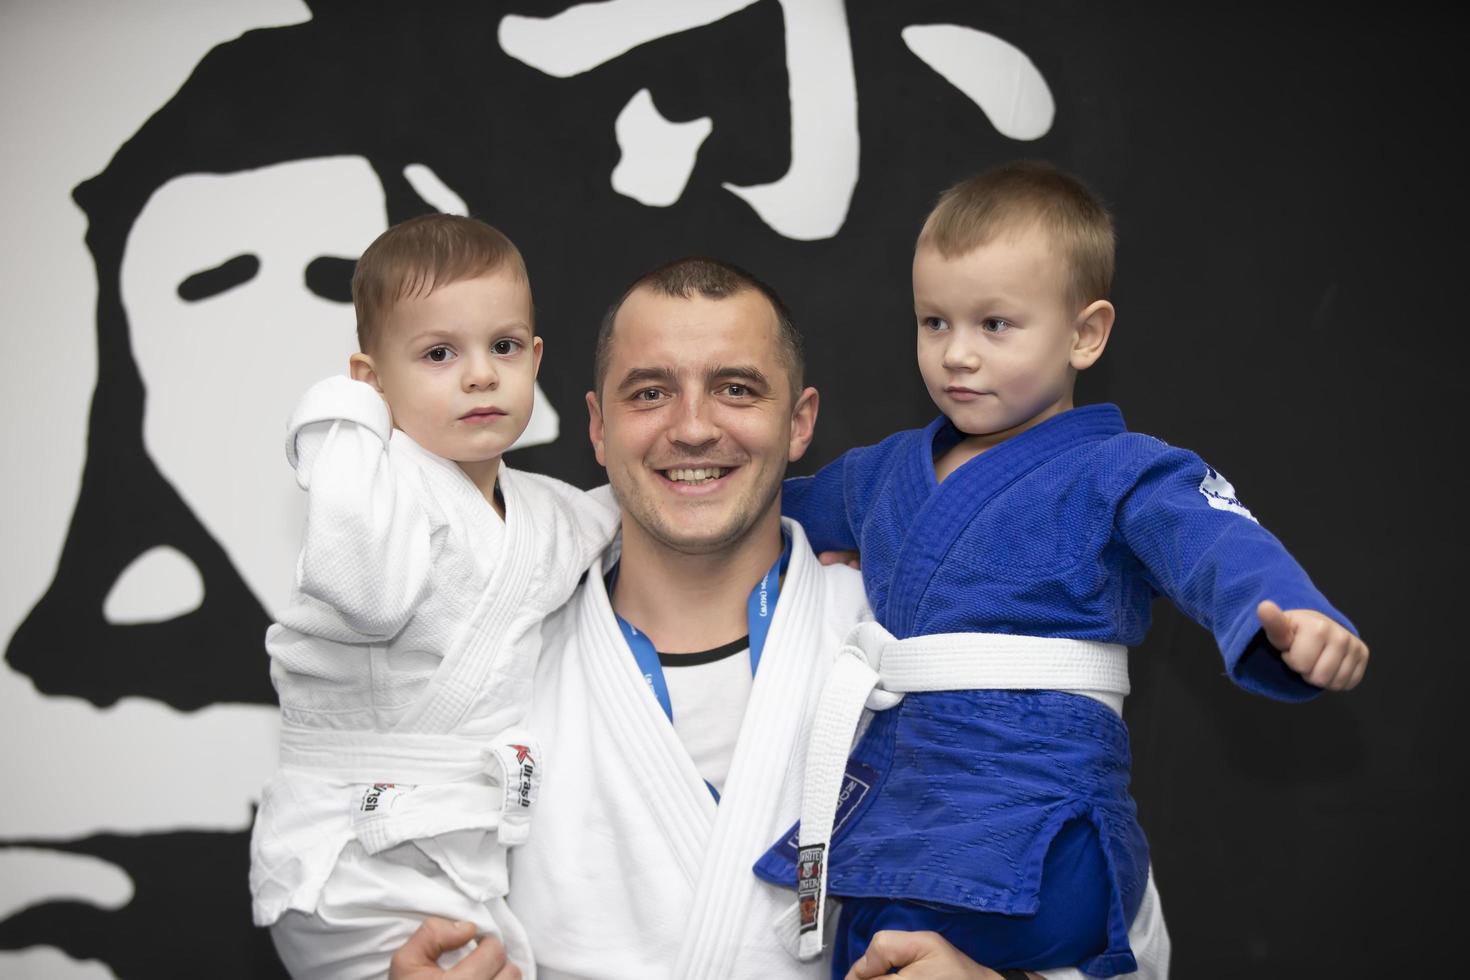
[754,404,1354,976]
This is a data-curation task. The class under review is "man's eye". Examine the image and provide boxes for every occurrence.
[723,384,750,398]
[425,346,453,362]
[634,388,665,402]
[492,339,521,355]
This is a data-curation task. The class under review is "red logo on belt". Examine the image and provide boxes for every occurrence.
[511,744,534,764]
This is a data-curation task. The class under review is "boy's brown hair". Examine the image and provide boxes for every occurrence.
[919,160,1115,310]
[352,213,530,351]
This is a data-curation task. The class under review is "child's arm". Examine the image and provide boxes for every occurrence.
[783,452,863,553]
[1117,443,1365,700]
[288,375,439,639]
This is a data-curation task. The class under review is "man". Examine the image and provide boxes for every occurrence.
[392,258,1169,979]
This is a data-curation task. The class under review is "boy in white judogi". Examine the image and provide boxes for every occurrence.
[249,214,616,980]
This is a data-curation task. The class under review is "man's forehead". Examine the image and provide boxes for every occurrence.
[610,287,781,363]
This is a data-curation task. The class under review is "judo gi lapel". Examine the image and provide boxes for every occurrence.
[886,406,1126,637]
[576,551,720,891]
[396,459,532,734]
[675,521,836,980]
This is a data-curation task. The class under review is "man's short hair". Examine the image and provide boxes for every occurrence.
[919,160,1115,310]
[593,256,805,400]
[352,213,530,351]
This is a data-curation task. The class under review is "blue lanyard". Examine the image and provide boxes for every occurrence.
[610,533,791,725]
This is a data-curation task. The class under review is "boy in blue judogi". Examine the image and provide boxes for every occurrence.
[755,161,1368,978]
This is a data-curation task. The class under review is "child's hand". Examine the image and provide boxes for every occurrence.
[818,550,860,570]
[1256,600,1369,691]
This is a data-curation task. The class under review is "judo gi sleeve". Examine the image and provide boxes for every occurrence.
[288,376,440,640]
[782,451,863,553]
[1115,444,1356,703]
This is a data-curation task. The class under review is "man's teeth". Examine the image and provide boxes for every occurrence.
[667,467,726,483]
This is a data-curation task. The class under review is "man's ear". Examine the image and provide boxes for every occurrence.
[349,352,383,390]
[585,390,608,467]
[1071,300,1115,371]
[787,386,820,463]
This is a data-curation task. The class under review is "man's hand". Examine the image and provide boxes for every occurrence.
[1257,600,1369,690]
[844,929,1033,979]
[388,918,521,980]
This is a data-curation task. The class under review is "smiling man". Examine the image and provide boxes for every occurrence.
[390,258,1169,980]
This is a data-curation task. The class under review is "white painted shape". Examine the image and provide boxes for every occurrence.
[122,157,387,620]
[0,668,278,839]
[499,0,859,240]
[722,0,859,240]
[499,0,752,78]
[404,162,469,216]
[0,0,308,953]
[0,0,310,698]
[511,382,560,450]
[0,849,134,921]
[611,89,713,207]
[0,947,118,980]
[102,546,205,625]
[901,25,1055,141]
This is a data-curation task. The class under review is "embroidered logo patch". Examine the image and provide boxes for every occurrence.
[785,763,875,852]
[1198,466,1257,522]
[797,843,826,932]
[357,782,407,814]
[489,740,540,813]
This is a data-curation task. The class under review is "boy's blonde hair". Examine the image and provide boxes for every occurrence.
[352,213,530,351]
[919,161,1114,310]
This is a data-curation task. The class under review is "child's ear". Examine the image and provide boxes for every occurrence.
[531,336,544,377]
[1071,300,1115,371]
[349,352,383,391]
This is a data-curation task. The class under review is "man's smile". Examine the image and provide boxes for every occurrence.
[657,464,736,487]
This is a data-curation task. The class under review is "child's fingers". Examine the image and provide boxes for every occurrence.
[1305,633,1346,688]
[1325,637,1369,691]
[1277,615,1327,678]
[1256,600,1294,651]
[818,549,860,569]
[1347,643,1370,689]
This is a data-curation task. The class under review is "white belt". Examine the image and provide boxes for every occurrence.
[278,725,492,784]
[278,724,544,849]
[790,621,1129,960]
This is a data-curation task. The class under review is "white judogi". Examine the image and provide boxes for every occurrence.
[508,519,1171,980]
[250,377,618,980]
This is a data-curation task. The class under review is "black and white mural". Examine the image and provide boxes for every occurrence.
[0,2,1460,976]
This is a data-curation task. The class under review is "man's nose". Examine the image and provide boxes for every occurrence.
[668,391,719,447]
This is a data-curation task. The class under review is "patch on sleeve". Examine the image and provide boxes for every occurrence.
[1199,466,1257,522]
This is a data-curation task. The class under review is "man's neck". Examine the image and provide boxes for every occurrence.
[611,512,783,655]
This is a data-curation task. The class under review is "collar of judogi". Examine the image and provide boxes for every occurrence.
[605,530,792,727]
